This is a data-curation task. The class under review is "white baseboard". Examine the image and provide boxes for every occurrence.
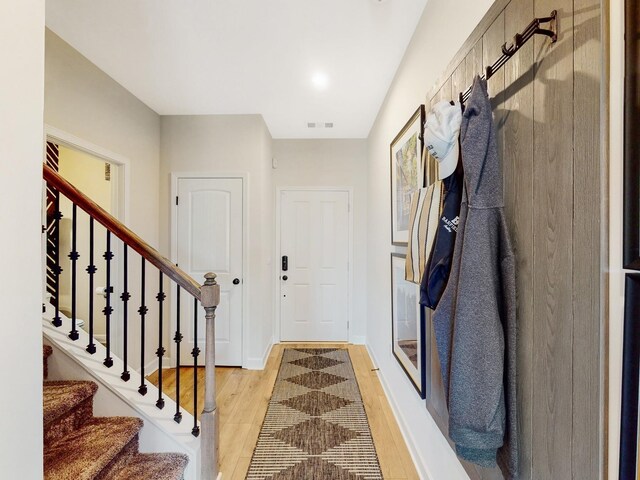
[350,335,366,345]
[365,343,430,480]
[245,338,274,370]
[145,355,173,377]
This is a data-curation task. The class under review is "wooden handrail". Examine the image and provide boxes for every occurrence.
[43,163,202,300]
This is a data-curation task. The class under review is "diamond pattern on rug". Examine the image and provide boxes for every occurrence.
[275,362,315,383]
[270,378,311,403]
[258,403,311,435]
[285,371,347,390]
[280,390,352,416]
[294,348,339,355]
[271,456,360,480]
[321,436,382,478]
[321,402,372,434]
[273,417,359,454]
[289,355,343,371]
[246,436,308,478]
[246,348,382,480]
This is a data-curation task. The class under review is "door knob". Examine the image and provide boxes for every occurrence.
[233,278,240,285]
[282,275,288,281]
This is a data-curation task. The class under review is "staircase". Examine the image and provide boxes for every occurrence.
[43,163,221,479]
[43,345,189,479]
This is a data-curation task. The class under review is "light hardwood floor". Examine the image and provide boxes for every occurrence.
[148,343,419,480]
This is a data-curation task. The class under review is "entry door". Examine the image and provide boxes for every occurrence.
[176,177,243,366]
[280,190,349,341]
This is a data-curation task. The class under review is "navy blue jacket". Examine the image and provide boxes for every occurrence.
[420,164,463,309]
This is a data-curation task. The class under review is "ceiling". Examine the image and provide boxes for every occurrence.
[45,0,428,138]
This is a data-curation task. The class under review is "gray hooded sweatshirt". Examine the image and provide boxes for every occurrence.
[431,76,518,478]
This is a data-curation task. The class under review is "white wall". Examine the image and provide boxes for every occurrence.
[45,29,162,371]
[608,0,625,477]
[0,0,45,477]
[160,115,274,367]
[365,1,494,479]
[272,139,368,342]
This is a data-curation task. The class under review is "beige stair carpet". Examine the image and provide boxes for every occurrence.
[42,345,188,480]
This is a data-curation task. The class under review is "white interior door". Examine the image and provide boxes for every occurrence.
[280,189,349,341]
[176,177,243,366]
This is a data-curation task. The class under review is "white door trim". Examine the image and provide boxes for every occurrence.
[45,125,130,225]
[170,172,249,368]
[44,125,130,359]
[274,186,354,343]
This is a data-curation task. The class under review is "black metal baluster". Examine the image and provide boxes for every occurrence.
[174,284,182,423]
[192,297,200,437]
[86,218,97,354]
[69,204,79,340]
[103,231,113,367]
[52,194,62,328]
[156,272,165,409]
[138,257,148,395]
[121,245,130,381]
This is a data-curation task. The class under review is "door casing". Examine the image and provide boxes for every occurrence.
[171,172,248,369]
[44,125,129,359]
[274,186,354,343]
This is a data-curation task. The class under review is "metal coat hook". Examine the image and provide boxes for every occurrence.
[454,9,558,104]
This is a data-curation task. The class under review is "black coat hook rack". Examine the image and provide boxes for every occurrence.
[456,10,558,104]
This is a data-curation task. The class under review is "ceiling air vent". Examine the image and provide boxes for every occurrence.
[307,122,334,129]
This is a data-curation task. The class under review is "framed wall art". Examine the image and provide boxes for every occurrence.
[390,105,425,246]
[619,273,640,479]
[391,253,425,398]
[625,0,640,269]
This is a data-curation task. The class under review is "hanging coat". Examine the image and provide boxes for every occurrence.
[420,163,463,309]
[431,76,518,479]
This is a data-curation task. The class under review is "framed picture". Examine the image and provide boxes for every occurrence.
[390,105,425,246]
[391,253,425,398]
[625,0,640,269]
[620,273,640,479]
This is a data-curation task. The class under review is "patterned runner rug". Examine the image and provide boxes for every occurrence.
[246,348,383,479]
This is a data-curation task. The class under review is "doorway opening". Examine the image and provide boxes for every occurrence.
[44,127,128,358]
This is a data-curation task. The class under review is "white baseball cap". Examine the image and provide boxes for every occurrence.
[424,100,462,180]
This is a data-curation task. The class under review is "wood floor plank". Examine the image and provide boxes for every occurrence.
[148,344,418,479]
[230,456,252,480]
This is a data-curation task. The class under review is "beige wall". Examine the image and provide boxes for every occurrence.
[365,1,494,479]
[272,139,368,342]
[45,29,161,371]
[0,0,45,476]
[45,29,160,248]
[160,115,274,366]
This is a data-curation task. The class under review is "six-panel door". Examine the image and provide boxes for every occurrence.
[280,189,349,342]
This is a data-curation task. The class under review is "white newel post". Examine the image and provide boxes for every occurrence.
[200,273,220,479]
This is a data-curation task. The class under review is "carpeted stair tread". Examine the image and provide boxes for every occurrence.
[44,417,143,480]
[43,381,98,426]
[108,453,189,480]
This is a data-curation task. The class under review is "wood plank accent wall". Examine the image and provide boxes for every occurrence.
[423,0,604,478]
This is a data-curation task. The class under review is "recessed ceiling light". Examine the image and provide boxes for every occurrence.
[311,72,330,90]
